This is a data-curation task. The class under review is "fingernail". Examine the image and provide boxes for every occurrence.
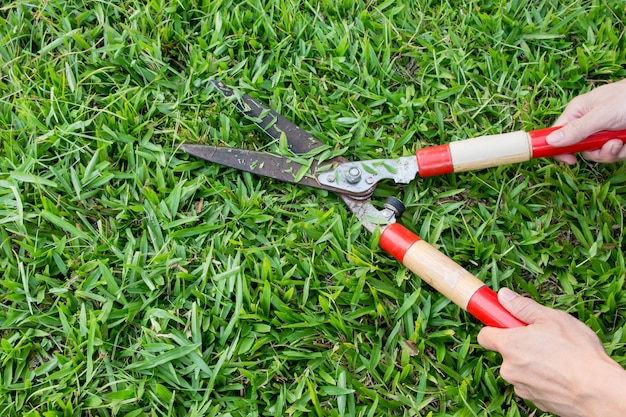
[611,143,622,156]
[546,130,565,145]
[498,288,518,302]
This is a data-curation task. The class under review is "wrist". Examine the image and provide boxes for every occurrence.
[577,357,626,417]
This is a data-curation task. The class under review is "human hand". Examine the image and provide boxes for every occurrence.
[477,288,626,417]
[547,79,626,164]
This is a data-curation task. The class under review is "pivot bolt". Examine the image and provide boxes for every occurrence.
[383,197,405,218]
[345,167,362,184]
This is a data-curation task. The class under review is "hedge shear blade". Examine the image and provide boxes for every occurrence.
[182,80,375,198]
[183,82,535,329]
[181,144,352,195]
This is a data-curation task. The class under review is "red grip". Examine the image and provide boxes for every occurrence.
[379,223,420,262]
[529,127,626,158]
[467,286,526,328]
[415,144,453,177]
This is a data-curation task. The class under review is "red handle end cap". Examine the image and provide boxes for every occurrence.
[380,223,420,263]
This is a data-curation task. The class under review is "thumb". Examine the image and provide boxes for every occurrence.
[497,288,546,325]
[546,110,605,147]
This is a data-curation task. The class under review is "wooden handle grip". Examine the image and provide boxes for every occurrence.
[415,131,531,176]
[416,128,626,177]
[380,223,526,328]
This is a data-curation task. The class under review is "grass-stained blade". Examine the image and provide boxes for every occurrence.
[181,144,361,194]
[212,80,324,155]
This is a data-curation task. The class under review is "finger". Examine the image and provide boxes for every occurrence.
[514,386,549,412]
[581,139,626,163]
[612,141,626,161]
[513,385,532,400]
[553,109,582,128]
[547,109,607,147]
[477,327,501,351]
[552,154,578,165]
[496,288,547,325]
[552,95,591,127]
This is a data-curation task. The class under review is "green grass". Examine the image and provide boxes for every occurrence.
[1,0,625,415]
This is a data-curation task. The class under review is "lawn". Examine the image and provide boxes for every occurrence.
[1,0,625,416]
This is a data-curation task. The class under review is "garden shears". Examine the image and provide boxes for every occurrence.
[182,81,626,329]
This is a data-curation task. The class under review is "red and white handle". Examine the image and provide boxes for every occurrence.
[415,127,626,177]
[380,223,526,328]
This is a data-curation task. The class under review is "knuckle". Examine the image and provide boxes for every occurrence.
[513,385,530,400]
[567,94,586,107]
[566,117,586,133]
[499,362,516,384]
[511,299,540,322]
[476,329,488,347]
[547,309,576,330]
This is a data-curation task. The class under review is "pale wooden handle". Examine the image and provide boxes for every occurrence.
[416,131,532,176]
[403,240,484,308]
[448,131,531,172]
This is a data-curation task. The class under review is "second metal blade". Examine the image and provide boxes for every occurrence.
[212,80,323,155]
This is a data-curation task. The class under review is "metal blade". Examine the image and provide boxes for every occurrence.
[212,80,323,155]
[182,144,374,196]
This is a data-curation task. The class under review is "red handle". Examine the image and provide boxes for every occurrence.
[466,286,525,328]
[380,223,525,328]
[529,127,626,158]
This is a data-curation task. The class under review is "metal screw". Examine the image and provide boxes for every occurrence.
[366,176,374,184]
[383,197,405,218]
[326,175,335,183]
[345,167,362,184]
